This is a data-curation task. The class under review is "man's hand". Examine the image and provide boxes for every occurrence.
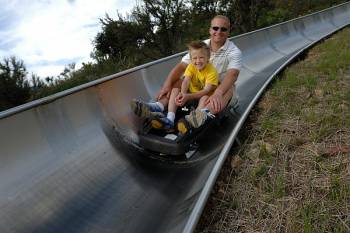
[156,85,171,100]
[205,92,224,114]
[156,62,187,101]
[205,69,239,113]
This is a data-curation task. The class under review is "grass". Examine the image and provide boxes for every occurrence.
[196,27,350,233]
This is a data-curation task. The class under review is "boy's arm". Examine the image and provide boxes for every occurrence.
[186,66,219,100]
[186,83,215,100]
[181,76,191,94]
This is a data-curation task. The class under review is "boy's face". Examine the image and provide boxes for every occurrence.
[190,48,209,71]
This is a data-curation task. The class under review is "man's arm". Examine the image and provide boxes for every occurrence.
[214,68,239,96]
[206,68,240,113]
[156,62,187,100]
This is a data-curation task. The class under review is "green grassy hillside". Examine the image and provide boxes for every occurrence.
[197,26,350,233]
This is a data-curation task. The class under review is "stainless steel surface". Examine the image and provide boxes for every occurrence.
[0,3,349,233]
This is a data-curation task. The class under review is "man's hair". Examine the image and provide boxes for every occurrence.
[211,15,231,29]
[187,40,210,58]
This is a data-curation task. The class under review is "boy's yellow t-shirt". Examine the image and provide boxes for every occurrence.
[184,63,218,93]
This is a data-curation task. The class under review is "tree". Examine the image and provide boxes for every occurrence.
[93,14,146,63]
[223,0,273,34]
[60,63,76,79]
[132,0,190,56]
[30,74,47,100]
[0,57,30,111]
[93,0,191,64]
[187,0,222,39]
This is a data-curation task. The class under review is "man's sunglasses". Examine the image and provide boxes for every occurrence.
[211,26,228,32]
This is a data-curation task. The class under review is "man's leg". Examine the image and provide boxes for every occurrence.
[205,88,233,114]
[130,99,165,118]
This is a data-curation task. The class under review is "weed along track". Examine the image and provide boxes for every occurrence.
[197,27,350,233]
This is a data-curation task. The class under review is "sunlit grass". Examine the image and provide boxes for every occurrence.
[196,27,350,233]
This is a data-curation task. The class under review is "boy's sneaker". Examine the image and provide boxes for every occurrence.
[177,118,192,135]
[151,117,174,131]
[177,109,215,135]
[130,99,164,118]
[185,109,215,128]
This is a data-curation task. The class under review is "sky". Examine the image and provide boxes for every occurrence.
[0,0,136,78]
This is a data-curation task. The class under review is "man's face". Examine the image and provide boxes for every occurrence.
[209,18,230,45]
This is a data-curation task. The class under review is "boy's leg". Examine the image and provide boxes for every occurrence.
[151,88,180,130]
[168,88,180,114]
[196,95,209,110]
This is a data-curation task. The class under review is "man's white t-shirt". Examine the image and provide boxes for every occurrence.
[181,39,242,82]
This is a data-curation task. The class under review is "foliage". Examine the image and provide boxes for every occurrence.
[93,14,147,63]
[224,0,274,33]
[30,74,48,100]
[0,57,31,111]
[93,0,191,64]
[0,0,349,112]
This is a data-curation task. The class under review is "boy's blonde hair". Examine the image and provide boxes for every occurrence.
[187,41,210,58]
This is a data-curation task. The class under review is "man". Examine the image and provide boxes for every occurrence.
[159,15,241,133]
[131,15,242,133]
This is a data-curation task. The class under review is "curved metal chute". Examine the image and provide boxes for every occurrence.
[0,3,349,233]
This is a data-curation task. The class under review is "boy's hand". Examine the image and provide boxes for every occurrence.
[175,93,188,106]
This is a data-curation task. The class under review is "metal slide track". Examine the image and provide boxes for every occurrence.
[0,3,349,233]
